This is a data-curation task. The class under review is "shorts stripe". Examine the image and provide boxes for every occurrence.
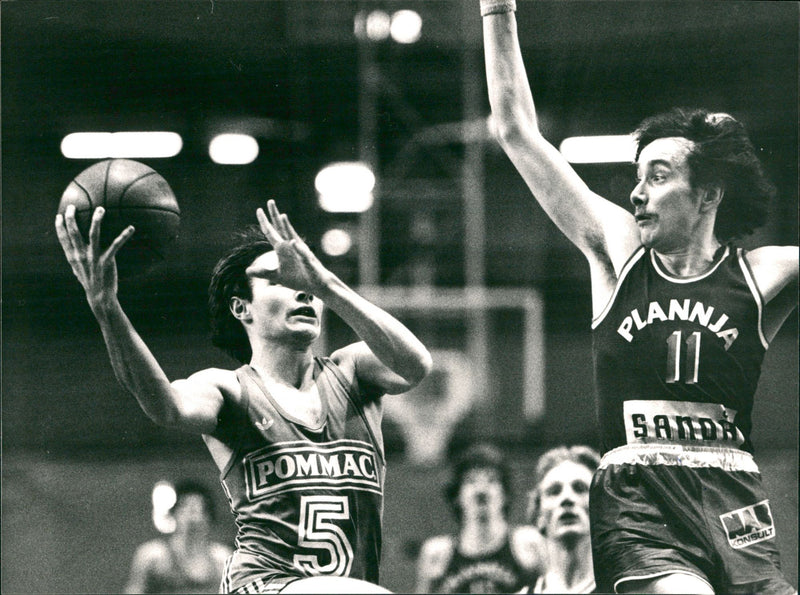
[599,444,759,473]
[614,569,714,593]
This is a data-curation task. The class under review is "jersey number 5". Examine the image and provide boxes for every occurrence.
[666,330,701,384]
[294,495,354,577]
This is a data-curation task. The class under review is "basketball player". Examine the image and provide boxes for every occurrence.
[415,443,543,593]
[524,446,599,594]
[125,480,232,594]
[55,199,433,594]
[480,1,798,593]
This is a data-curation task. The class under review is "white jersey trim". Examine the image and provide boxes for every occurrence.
[599,443,759,473]
[736,248,768,350]
[592,246,646,329]
[649,245,730,283]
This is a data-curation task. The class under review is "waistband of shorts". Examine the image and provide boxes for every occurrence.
[599,443,759,472]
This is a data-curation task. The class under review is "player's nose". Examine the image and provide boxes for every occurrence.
[295,291,314,304]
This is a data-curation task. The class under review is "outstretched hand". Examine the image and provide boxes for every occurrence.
[248,199,333,294]
[55,204,135,308]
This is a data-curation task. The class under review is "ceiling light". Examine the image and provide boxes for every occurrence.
[559,135,636,164]
[209,133,259,164]
[61,131,182,159]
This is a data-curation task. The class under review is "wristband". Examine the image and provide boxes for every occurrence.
[480,0,516,16]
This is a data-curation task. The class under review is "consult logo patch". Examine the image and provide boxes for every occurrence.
[243,439,381,501]
[720,500,775,549]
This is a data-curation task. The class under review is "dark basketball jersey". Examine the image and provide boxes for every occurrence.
[213,358,385,592]
[591,246,766,454]
[429,536,536,594]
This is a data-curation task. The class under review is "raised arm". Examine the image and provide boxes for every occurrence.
[250,200,433,395]
[481,2,640,281]
[55,205,224,433]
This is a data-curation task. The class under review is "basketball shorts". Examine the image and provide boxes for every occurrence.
[590,444,795,595]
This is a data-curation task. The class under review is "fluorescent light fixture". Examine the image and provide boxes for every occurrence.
[390,10,422,44]
[321,228,354,257]
[61,131,183,159]
[315,162,375,213]
[559,135,636,164]
[209,133,259,164]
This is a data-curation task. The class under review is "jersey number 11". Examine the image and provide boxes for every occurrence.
[666,330,701,384]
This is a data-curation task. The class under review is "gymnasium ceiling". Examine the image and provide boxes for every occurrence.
[2,1,798,300]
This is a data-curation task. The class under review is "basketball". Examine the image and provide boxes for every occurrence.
[58,159,180,276]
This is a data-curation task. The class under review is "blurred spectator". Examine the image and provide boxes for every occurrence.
[124,480,232,594]
[415,443,543,593]
[523,446,600,593]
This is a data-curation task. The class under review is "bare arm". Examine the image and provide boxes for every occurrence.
[55,206,223,433]
[482,7,640,282]
[251,200,433,395]
[745,245,799,342]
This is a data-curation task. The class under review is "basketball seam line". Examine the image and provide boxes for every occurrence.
[118,170,158,207]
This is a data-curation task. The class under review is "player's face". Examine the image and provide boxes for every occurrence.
[458,467,505,522]
[173,494,211,532]
[537,461,592,542]
[630,137,705,251]
[246,251,323,344]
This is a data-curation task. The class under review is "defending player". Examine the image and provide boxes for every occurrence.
[480,1,798,593]
[56,199,432,594]
[415,443,543,593]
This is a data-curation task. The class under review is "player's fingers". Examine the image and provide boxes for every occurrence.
[267,200,290,239]
[256,208,281,245]
[104,225,135,261]
[87,207,105,252]
[63,204,86,251]
[282,215,304,243]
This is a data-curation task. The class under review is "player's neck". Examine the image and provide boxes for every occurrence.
[458,515,508,555]
[652,238,724,278]
[250,346,314,389]
[544,535,593,591]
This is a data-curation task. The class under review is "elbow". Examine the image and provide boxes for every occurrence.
[491,113,540,154]
[406,348,434,388]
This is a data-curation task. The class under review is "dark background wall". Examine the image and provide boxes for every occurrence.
[2,1,797,593]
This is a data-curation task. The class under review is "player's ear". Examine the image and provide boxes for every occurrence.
[700,183,724,212]
[229,296,251,321]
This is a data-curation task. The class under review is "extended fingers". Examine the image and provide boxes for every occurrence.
[104,225,135,261]
[256,207,282,245]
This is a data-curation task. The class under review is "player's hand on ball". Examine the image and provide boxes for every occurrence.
[248,199,333,294]
[55,204,135,307]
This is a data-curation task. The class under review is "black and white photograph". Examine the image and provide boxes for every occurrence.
[2,1,797,593]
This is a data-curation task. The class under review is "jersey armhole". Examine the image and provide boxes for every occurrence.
[208,366,251,479]
[736,248,769,349]
[591,246,646,329]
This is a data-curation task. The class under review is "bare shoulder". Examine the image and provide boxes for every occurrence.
[744,245,799,302]
[133,538,170,562]
[510,525,545,569]
[418,534,454,571]
[180,367,241,396]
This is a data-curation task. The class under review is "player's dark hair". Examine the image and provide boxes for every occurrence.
[171,479,217,522]
[634,107,776,241]
[208,226,272,363]
[444,442,513,522]
[525,445,600,532]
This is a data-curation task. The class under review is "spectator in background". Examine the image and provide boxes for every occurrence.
[125,480,232,594]
[415,443,543,593]
[524,446,600,594]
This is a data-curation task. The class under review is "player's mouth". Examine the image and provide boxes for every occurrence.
[558,511,580,524]
[635,212,654,224]
[289,306,317,320]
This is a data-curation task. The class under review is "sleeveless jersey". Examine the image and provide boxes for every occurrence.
[212,357,385,591]
[141,539,227,594]
[591,246,766,455]
[429,536,536,593]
